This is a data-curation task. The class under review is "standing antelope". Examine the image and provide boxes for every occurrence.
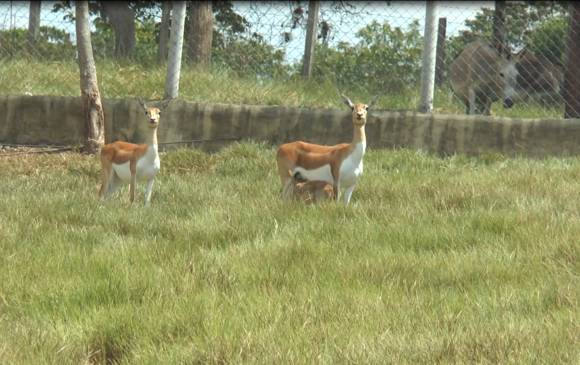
[98,98,169,206]
[276,94,378,205]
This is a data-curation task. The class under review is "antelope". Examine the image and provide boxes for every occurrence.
[98,98,169,206]
[276,94,379,206]
[282,170,335,204]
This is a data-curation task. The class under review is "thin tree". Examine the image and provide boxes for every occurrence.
[492,0,507,56]
[435,17,446,87]
[101,1,136,58]
[187,1,213,66]
[28,1,41,51]
[302,1,320,78]
[76,1,105,154]
[165,1,187,99]
[158,1,172,64]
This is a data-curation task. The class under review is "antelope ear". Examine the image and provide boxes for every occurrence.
[138,98,148,110]
[341,94,354,109]
[159,98,172,111]
[367,95,380,109]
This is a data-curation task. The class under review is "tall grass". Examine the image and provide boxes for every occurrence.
[0,143,578,364]
[0,59,564,118]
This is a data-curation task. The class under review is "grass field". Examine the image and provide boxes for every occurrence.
[0,142,578,364]
[0,59,565,119]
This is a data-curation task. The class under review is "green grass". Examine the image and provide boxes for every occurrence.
[0,142,578,364]
[0,59,565,118]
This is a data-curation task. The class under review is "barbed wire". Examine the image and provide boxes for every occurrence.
[0,1,576,118]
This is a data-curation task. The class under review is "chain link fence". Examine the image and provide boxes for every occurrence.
[0,1,577,118]
[441,1,572,118]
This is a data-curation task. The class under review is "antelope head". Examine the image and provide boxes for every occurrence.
[138,98,167,129]
[341,94,379,126]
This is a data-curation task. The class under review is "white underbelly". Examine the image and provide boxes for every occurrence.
[293,165,334,184]
[112,159,160,182]
[293,161,362,187]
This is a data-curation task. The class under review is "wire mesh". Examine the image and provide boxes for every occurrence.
[440,1,570,118]
[0,1,577,119]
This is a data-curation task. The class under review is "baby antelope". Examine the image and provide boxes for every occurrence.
[282,170,335,204]
[98,98,169,206]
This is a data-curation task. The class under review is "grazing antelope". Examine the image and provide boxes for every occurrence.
[282,170,334,204]
[98,98,169,206]
[276,94,378,206]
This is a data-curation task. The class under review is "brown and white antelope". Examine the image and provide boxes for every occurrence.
[98,98,169,206]
[282,170,335,204]
[276,94,379,205]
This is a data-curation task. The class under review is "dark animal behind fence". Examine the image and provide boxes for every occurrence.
[449,39,520,115]
[514,48,563,104]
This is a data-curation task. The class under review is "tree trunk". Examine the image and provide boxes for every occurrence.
[158,1,172,64]
[302,1,320,78]
[187,1,213,66]
[76,1,105,154]
[492,0,507,56]
[564,2,580,118]
[435,17,447,87]
[28,1,41,50]
[101,1,136,59]
[165,1,187,99]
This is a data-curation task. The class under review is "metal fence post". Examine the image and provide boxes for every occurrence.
[564,2,580,118]
[435,17,446,87]
[165,1,187,99]
[418,1,438,113]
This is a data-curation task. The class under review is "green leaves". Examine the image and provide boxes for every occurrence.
[447,3,569,64]
[312,20,423,95]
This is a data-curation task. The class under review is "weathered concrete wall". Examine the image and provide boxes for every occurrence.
[2,95,580,157]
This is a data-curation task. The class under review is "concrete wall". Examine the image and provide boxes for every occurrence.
[2,95,580,157]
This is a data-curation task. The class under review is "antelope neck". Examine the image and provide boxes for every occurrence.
[352,123,366,146]
[143,128,159,147]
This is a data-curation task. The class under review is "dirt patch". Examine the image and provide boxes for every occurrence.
[0,144,95,177]
[0,144,78,156]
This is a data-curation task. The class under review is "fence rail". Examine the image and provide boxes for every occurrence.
[0,1,578,120]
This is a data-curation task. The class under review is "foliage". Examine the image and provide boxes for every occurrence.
[526,16,569,66]
[0,26,76,61]
[212,1,251,40]
[212,36,290,79]
[48,0,289,76]
[86,17,160,63]
[190,2,289,79]
[446,1,569,65]
[1,1,575,116]
[50,0,162,23]
[311,20,423,94]
[134,19,161,62]
[88,16,115,60]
